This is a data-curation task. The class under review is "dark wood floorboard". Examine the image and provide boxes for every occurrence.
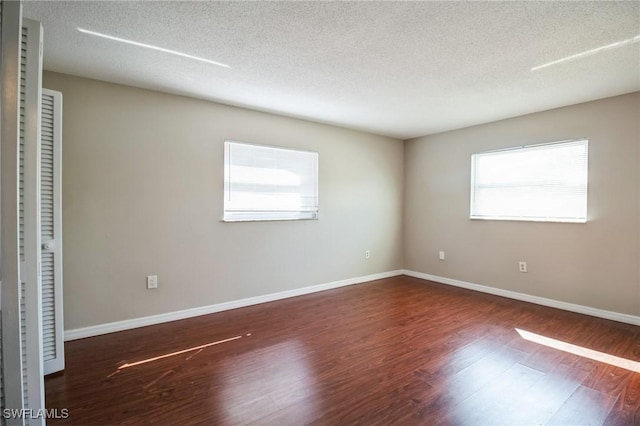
[45,276,640,425]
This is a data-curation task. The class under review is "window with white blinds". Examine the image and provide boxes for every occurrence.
[470,139,588,223]
[223,141,319,222]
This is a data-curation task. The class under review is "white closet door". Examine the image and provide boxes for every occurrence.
[2,3,47,423]
[40,89,63,375]
[19,16,45,425]
[1,0,25,421]
[1,0,5,415]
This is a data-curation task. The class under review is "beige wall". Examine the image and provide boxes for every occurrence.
[44,69,640,329]
[43,72,404,330]
[405,92,640,315]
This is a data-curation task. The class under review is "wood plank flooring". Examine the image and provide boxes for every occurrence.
[45,276,640,425]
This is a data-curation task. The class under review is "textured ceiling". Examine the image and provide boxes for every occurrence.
[23,1,640,139]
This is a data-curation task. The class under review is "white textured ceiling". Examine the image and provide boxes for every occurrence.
[23,1,640,139]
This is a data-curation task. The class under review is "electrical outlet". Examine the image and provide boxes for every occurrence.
[365,250,371,259]
[518,262,527,273]
[147,275,158,289]
[439,251,445,261]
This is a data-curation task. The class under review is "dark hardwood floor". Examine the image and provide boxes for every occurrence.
[45,276,640,425]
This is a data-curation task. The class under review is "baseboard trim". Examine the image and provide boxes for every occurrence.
[402,269,640,327]
[64,270,404,341]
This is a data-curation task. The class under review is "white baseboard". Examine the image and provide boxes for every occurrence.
[402,269,640,327]
[64,270,404,341]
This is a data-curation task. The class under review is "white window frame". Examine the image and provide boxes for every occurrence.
[470,139,589,223]
[223,141,319,222]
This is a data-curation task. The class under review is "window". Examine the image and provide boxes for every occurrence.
[470,139,588,223]
[223,141,319,222]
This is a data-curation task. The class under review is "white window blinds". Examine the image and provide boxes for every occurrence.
[224,141,319,222]
[470,139,588,223]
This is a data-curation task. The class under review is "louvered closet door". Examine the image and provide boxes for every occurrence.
[2,8,47,422]
[19,17,46,424]
[1,1,5,415]
[1,0,25,419]
[41,89,64,375]
[19,24,28,408]
[0,3,5,412]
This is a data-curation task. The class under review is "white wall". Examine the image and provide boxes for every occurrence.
[404,92,640,315]
[43,72,404,330]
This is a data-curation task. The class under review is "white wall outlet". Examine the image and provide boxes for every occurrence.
[518,261,527,273]
[365,250,371,259]
[439,251,445,261]
[147,275,158,289]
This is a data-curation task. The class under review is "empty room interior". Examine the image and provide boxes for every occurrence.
[2,0,640,425]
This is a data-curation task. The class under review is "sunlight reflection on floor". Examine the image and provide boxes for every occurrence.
[118,335,244,369]
[516,328,640,373]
